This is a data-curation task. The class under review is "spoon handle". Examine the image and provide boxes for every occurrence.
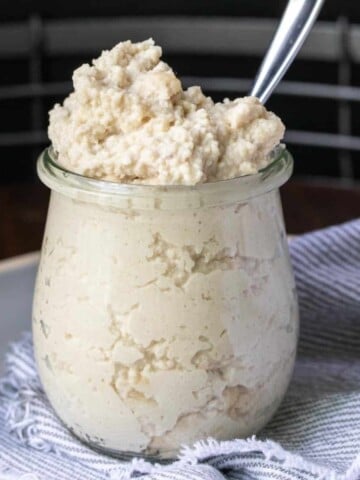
[250,0,324,104]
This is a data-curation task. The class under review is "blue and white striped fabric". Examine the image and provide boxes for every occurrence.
[1,220,360,480]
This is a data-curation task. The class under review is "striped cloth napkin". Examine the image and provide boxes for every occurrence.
[0,220,360,480]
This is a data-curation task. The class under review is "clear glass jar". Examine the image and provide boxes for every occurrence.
[33,146,298,459]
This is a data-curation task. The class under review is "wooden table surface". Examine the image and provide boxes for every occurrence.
[1,180,360,260]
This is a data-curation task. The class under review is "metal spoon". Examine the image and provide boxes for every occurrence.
[250,0,325,104]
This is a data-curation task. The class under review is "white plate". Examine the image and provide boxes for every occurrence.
[0,252,39,374]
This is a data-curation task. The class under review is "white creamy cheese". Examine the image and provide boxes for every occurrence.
[48,39,285,185]
[33,189,298,457]
[33,39,297,458]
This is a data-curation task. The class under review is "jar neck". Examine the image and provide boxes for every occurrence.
[37,145,293,210]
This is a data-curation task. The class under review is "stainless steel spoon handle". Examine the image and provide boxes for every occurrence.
[250,0,324,104]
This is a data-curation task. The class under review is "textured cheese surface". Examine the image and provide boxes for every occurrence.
[48,39,285,185]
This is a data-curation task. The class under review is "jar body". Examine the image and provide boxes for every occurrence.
[33,184,298,458]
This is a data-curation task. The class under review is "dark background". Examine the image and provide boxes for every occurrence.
[1,0,360,183]
[0,0,360,258]
[0,0,357,20]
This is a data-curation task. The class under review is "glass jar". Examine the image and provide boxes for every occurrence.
[33,146,298,459]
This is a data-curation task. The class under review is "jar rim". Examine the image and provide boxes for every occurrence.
[37,145,293,209]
